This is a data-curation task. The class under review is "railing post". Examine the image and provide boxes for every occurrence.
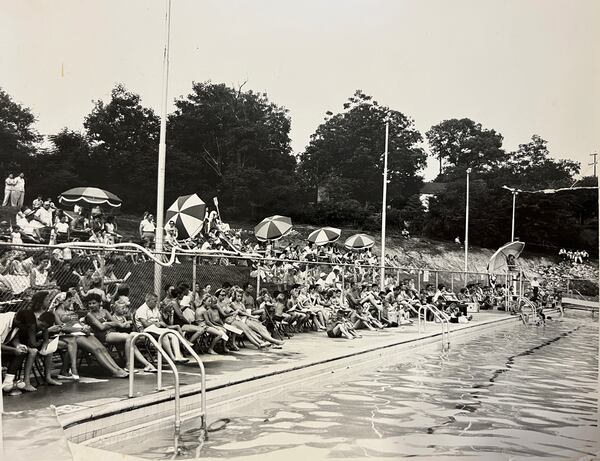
[255,261,261,299]
[341,265,346,306]
[192,256,197,294]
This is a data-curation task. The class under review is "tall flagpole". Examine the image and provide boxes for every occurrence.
[380,121,389,291]
[154,0,172,296]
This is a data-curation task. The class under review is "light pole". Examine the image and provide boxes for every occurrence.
[502,185,522,242]
[380,120,390,291]
[154,0,172,296]
[464,168,471,281]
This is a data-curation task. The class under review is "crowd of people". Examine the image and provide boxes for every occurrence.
[0,195,122,246]
[558,248,590,264]
[0,242,499,397]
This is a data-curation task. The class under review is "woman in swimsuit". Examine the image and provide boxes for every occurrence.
[86,297,157,372]
[53,293,127,377]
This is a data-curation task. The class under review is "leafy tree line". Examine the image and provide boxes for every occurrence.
[0,85,596,253]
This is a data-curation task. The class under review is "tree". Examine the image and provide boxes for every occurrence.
[168,81,296,217]
[426,118,505,175]
[506,135,579,189]
[83,84,160,209]
[26,129,92,200]
[0,87,41,173]
[298,90,426,207]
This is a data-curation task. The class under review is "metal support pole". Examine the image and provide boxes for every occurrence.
[417,270,421,292]
[192,256,197,293]
[464,168,471,276]
[435,271,439,288]
[511,191,517,242]
[451,272,454,292]
[153,0,172,297]
[341,266,346,306]
[380,121,390,291]
[256,263,261,300]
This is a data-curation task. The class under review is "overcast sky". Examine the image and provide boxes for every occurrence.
[2,0,599,179]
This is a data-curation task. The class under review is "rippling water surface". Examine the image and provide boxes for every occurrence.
[114,312,599,460]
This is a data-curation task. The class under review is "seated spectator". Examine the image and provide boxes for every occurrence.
[86,296,157,372]
[55,216,70,240]
[52,292,127,378]
[34,201,54,227]
[135,293,187,363]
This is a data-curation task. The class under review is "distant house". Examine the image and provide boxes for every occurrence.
[419,182,447,212]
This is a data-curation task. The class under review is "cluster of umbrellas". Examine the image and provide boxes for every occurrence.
[57,188,375,251]
[255,215,374,250]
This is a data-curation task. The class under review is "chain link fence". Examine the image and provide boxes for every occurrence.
[1,242,597,313]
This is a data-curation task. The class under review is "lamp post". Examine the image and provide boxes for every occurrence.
[380,120,390,291]
[502,185,521,242]
[154,0,172,296]
[464,168,471,281]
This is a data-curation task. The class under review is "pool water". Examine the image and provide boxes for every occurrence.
[112,312,599,460]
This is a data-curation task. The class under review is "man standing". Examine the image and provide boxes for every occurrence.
[2,173,16,206]
[11,173,25,207]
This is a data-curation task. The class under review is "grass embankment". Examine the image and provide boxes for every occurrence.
[2,206,597,280]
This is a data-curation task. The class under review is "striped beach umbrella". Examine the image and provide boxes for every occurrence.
[58,187,122,208]
[344,233,375,250]
[165,194,206,239]
[254,215,292,241]
[307,227,341,246]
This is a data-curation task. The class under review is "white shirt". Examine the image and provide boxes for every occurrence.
[4,177,16,191]
[13,177,25,192]
[140,219,155,233]
[325,271,338,286]
[135,302,161,331]
[35,207,53,226]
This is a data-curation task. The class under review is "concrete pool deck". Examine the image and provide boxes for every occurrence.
[4,311,517,426]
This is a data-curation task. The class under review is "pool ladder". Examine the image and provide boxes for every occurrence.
[128,331,208,455]
[417,304,451,351]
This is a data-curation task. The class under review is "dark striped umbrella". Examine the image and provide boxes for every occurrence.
[165,194,206,239]
[307,227,341,246]
[254,215,292,241]
[58,187,122,208]
[344,233,375,250]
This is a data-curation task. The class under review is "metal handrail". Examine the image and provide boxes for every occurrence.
[517,296,540,324]
[128,332,181,453]
[428,304,451,349]
[417,304,450,350]
[158,330,208,435]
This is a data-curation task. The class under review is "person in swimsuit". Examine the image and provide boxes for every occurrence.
[53,293,128,378]
[86,296,157,372]
[201,295,230,354]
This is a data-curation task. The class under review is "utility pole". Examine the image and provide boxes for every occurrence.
[154,0,172,296]
[590,152,598,177]
[464,168,471,280]
[380,121,390,291]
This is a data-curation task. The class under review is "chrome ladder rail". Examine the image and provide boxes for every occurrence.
[158,330,208,436]
[417,304,450,350]
[129,332,181,454]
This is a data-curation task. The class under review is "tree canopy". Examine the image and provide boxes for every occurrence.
[426,118,505,175]
[298,90,427,207]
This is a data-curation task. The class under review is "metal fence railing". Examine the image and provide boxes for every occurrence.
[0,242,597,313]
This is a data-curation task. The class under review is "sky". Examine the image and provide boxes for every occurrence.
[2,0,599,180]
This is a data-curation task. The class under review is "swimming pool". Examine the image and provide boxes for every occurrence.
[109,311,598,460]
